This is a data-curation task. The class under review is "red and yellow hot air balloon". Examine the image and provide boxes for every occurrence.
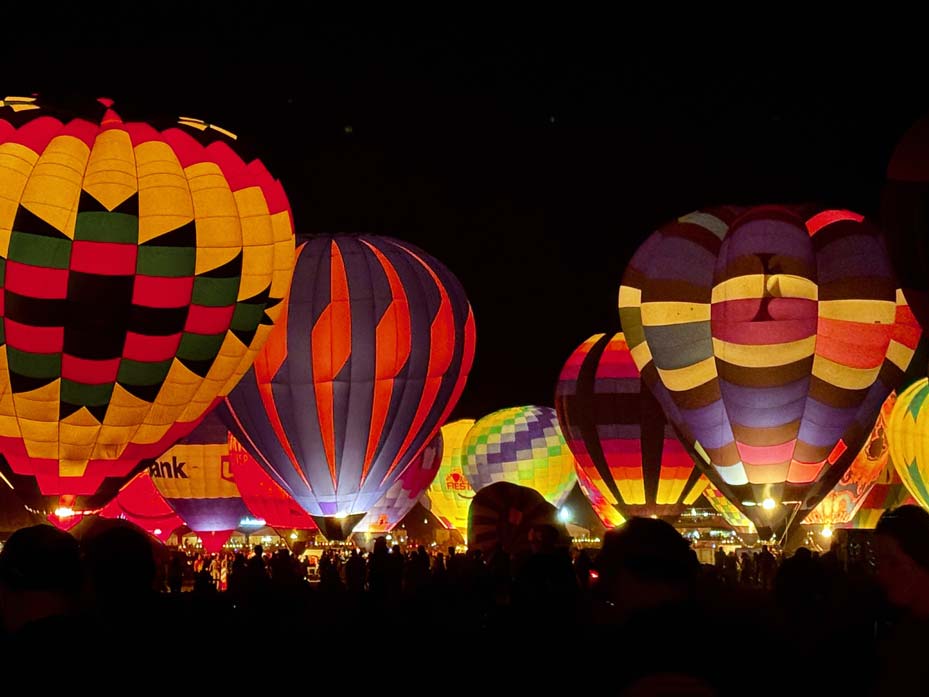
[0,95,294,516]
[221,234,475,539]
[619,206,920,538]
[555,332,706,521]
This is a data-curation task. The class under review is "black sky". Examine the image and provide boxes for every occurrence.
[5,15,929,421]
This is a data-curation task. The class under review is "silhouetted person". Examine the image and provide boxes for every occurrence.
[756,545,776,590]
[345,549,366,594]
[512,523,576,626]
[0,525,82,648]
[168,552,186,593]
[873,505,929,695]
[81,524,160,624]
[591,517,724,692]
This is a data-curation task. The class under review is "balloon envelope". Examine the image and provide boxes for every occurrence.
[804,392,896,527]
[100,471,183,542]
[462,406,577,508]
[467,481,562,556]
[887,378,929,511]
[556,332,706,520]
[0,96,295,513]
[221,234,475,535]
[619,206,919,536]
[421,419,476,533]
[150,411,251,550]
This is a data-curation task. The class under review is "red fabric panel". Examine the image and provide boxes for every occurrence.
[5,260,69,298]
[183,304,235,334]
[4,318,64,353]
[61,354,120,384]
[123,331,181,362]
[132,275,194,308]
[70,241,137,276]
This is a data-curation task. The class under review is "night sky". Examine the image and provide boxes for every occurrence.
[6,16,929,421]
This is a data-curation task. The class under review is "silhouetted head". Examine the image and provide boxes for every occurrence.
[253,544,263,557]
[81,524,158,599]
[0,525,81,595]
[876,504,929,614]
[594,517,698,614]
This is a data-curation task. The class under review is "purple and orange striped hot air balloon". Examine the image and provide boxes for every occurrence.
[555,332,706,522]
[619,206,921,538]
[221,234,476,539]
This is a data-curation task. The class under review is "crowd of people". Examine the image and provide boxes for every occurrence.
[1,507,929,694]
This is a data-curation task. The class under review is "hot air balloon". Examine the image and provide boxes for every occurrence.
[887,377,929,510]
[882,114,929,335]
[227,435,317,531]
[422,419,476,534]
[150,412,251,553]
[575,465,626,529]
[556,332,707,521]
[354,433,443,533]
[803,392,896,529]
[844,461,917,529]
[221,234,475,539]
[462,406,577,508]
[0,96,295,515]
[700,478,756,533]
[99,471,184,542]
[467,481,563,556]
[619,206,920,538]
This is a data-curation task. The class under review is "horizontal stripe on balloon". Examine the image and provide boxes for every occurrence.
[645,324,713,370]
[122,331,182,362]
[70,241,138,276]
[818,299,896,323]
[629,340,652,371]
[640,301,711,325]
[717,376,809,409]
[812,354,881,390]
[711,275,818,303]
[711,315,817,344]
[736,438,797,465]
[815,326,894,370]
[743,461,790,484]
[61,354,120,384]
[679,401,732,448]
[731,420,800,446]
[132,275,195,308]
[3,319,64,353]
[715,461,748,486]
[887,340,918,371]
[4,260,69,298]
[618,285,641,308]
[656,356,717,391]
[787,459,824,484]
[713,336,815,367]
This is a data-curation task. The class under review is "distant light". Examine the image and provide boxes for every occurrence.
[343,125,353,134]
[650,514,658,519]
[589,569,599,581]
[290,532,298,540]
[334,512,348,520]
[741,501,757,507]
[386,534,393,541]
[557,507,572,523]
[54,506,75,518]
[762,498,776,511]
[821,525,833,539]
[153,528,162,536]
[691,508,697,517]
[239,517,266,528]
[424,519,428,524]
